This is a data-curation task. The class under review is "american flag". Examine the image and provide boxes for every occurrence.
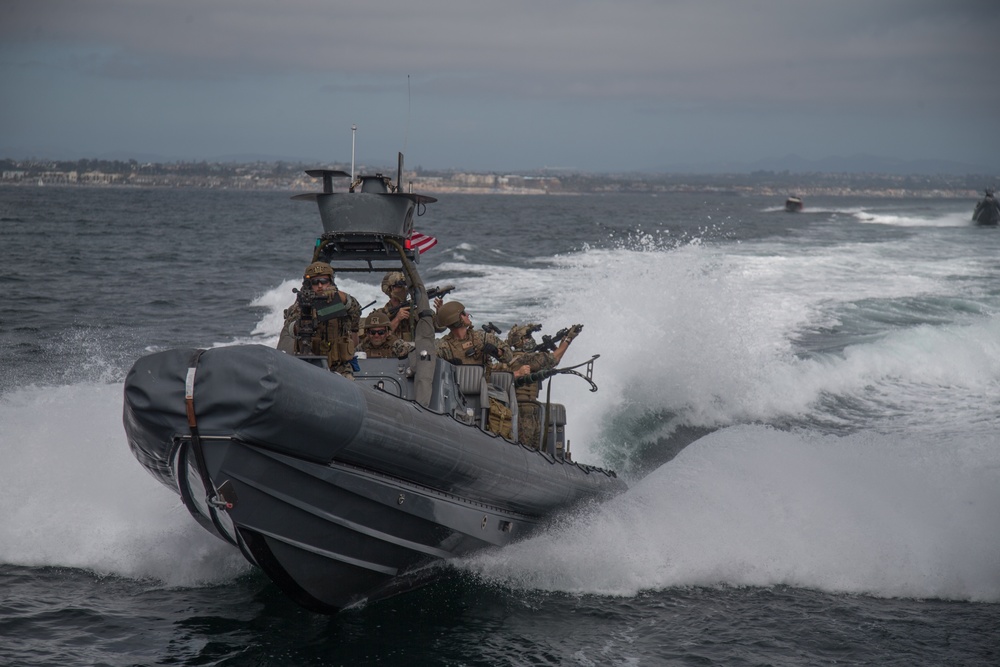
[408,230,438,254]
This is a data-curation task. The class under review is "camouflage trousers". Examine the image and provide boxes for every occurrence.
[517,401,542,449]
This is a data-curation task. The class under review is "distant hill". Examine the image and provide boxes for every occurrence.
[3,145,995,177]
[0,146,325,165]
[654,154,996,176]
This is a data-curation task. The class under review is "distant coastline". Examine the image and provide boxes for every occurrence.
[1,158,994,198]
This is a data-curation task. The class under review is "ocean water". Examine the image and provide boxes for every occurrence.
[1,185,998,666]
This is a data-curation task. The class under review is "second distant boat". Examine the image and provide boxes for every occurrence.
[972,188,999,226]
[784,196,804,213]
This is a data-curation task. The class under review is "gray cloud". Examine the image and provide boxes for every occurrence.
[2,0,997,169]
[6,1,996,100]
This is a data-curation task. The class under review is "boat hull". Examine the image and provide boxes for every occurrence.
[174,436,539,611]
[973,198,999,226]
[784,197,803,212]
[124,344,624,612]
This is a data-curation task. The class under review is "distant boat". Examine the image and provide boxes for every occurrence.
[784,196,803,213]
[972,188,999,226]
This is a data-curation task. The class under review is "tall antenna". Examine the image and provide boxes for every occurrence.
[404,75,410,156]
[351,124,357,183]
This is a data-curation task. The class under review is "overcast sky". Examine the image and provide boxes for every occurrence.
[2,0,998,172]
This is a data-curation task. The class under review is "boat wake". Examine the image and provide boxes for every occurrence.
[458,424,1000,603]
[444,229,1000,604]
[5,377,996,603]
[851,210,972,227]
[760,205,975,227]
[439,234,1000,602]
[0,382,248,587]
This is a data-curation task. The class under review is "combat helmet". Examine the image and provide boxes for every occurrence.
[507,323,540,352]
[381,271,406,296]
[304,261,334,279]
[437,301,466,328]
[364,310,392,330]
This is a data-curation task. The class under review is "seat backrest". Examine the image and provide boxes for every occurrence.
[450,363,489,426]
[452,364,485,395]
[490,371,514,394]
[541,402,567,456]
[546,402,566,426]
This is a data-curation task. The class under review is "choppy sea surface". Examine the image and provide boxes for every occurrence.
[1,185,998,666]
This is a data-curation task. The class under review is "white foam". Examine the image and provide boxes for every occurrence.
[853,210,973,227]
[459,425,1000,602]
[0,382,248,586]
[522,240,1000,463]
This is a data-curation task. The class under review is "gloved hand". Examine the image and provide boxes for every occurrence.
[310,286,340,305]
[392,340,415,358]
[481,342,502,360]
[564,324,583,342]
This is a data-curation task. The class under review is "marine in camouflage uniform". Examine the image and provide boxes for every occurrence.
[380,271,413,342]
[359,310,410,359]
[435,301,512,380]
[506,322,582,449]
[277,261,361,378]
[382,270,449,338]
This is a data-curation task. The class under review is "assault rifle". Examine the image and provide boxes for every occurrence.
[386,284,456,317]
[514,354,601,392]
[292,287,316,354]
[533,324,582,353]
[466,340,505,361]
[481,321,501,335]
[292,287,349,354]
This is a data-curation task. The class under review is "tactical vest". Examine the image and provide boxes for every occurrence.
[438,329,483,362]
[307,320,355,366]
[396,315,414,342]
[383,299,414,342]
[299,293,356,365]
[438,329,513,381]
[438,329,491,379]
[515,380,541,403]
[511,350,554,403]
